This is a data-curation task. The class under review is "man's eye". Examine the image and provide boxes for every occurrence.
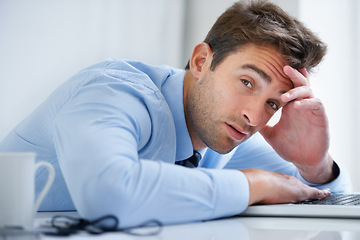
[268,101,279,111]
[241,79,252,88]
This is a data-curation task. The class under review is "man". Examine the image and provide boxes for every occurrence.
[0,0,350,228]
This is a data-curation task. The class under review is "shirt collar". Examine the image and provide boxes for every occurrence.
[162,70,193,161]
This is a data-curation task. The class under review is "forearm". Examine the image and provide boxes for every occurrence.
[75,161,248,228]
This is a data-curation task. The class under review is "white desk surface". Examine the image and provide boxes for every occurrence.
[34,212,360,240]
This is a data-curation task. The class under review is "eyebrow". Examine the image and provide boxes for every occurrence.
[242,64,271,83]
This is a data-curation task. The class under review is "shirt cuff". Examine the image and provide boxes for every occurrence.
[199,168,249,219]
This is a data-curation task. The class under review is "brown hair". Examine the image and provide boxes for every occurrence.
[185,0,327,72]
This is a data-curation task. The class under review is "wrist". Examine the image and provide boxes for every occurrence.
[297,153,336,184]
[241,168,270,205]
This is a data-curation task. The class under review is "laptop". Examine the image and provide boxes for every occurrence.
[241,193,360,219]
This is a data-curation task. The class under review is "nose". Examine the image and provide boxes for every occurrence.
[242,104,263,127]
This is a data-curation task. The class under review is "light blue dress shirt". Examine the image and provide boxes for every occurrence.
[0,59,351,228]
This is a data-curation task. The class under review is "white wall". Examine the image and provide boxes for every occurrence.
[0,0,185,138]
[182,0,236,64]
[1,0,359,190]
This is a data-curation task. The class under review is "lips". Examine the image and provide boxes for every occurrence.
[226,124,249,141]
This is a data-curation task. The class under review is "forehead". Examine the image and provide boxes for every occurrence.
[220,44,294,89]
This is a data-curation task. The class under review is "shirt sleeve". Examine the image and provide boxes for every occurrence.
[51,78,249,228]
[224,133,352,193]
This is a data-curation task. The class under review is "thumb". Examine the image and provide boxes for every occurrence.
[259,125,273,143]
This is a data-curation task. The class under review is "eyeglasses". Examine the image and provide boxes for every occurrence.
[43,214,163,237]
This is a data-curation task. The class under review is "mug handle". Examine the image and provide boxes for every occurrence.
[34,161,55,213]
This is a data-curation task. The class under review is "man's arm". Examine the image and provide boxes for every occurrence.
[51,78,249,228]
[224,133,350,206]
[260,66,336,185]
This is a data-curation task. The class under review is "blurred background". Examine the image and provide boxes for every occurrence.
[1,0,359,191]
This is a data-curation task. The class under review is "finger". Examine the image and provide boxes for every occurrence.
[281,98,327,121]
[281,86,314,103]
[259,125,273,143]
[299,68,309,79]
[310,188,331,200]
[292,98,326,114]
[297,186,331,203]
[283,65,309,87]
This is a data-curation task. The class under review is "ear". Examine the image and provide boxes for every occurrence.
[189,43,213,78]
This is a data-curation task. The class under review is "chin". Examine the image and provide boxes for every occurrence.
[209,143,237,155]
[202,134,243,154]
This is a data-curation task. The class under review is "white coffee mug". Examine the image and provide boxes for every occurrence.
[0,152,55,230]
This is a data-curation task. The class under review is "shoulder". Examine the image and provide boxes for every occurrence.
[82,59,177,89]
[57,59,176,109]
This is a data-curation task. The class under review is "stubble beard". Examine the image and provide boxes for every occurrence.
[185,75,240,154]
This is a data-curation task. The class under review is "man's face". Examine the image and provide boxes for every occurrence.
[186,44,293,154]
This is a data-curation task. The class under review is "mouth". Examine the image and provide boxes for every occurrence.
[225,123,249,141]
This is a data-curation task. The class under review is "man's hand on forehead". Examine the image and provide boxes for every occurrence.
[280,66,314,108]
[260,64,332,184]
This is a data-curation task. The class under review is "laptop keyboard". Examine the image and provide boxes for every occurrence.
[299,193,360,206]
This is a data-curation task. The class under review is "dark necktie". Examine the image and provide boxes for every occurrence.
[176,151,202,168]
